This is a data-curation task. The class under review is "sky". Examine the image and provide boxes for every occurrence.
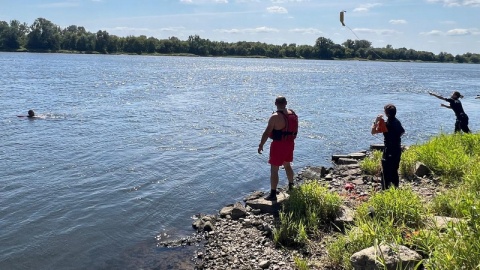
[1,0,479,55]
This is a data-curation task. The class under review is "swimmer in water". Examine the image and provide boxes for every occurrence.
[18,110,39,118]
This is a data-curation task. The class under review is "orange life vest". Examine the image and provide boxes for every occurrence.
[269,110,298,141]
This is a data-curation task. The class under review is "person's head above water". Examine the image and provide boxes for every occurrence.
[28,110,35,117]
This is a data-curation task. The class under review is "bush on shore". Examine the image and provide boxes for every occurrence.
[273,181,342,247]
[276,133,480,269]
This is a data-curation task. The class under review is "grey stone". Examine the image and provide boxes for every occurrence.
[245,192,289,214]
[414,162,431,177]
[333,205,355,232]
[231,202,247,220]
[370,144,385,151]
[332,154,350,163]
[301,166,328,180]
[203,221,214,232]
[348,152,367,160]
[259,260,271,269]
[219,204,234,218]
[426,216,463,230]
[350,244,422,270]
[336,158,359,165]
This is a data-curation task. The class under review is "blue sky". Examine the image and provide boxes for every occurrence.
[1,0,479,55]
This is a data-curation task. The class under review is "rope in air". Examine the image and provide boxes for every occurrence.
[339,10,414,144]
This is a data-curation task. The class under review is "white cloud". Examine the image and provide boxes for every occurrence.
[352,28,399,36]
[159,27,187,32]
[389,19,407,25]
[447,28,470,35]
[420,30,443,36]
[266,6,288,13]
[289,28,322,35]
[216,26,280,34]
[426,0,480,7]
[353,3,382,12]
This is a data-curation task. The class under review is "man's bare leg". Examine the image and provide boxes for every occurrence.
[270,165,280,190]
[265,165,280,200]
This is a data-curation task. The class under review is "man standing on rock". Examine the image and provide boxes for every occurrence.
[371,104,405,190]
[258,96,298,200]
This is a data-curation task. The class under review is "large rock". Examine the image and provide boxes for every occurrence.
[300,166,328,180]
[231,202,247,220]
[219,204,234,218]
[414,162,431,177]
[426,216,463,231]
[333,205,354,232]
[370,144,385,151]
[332,154,350,163]
[336,158,359,165]
[348,152,367,160]
[350,244,422,270]
[245,192,289,214]
[219,202,247,220]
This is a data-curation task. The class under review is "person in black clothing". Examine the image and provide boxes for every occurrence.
[429,91,470,133]
[371,104,405,190]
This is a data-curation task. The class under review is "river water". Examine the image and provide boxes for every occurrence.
[1,52,479,269]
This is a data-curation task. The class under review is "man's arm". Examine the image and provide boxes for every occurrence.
[429,92,447,101]
[441,104,451,109]
[371,115,383,135]
[258,116,275,154]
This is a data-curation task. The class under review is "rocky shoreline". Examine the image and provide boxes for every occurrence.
[159,147,443,269]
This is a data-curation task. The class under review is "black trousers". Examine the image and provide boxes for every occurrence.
[381,148,401,190]
[455,113,470,133]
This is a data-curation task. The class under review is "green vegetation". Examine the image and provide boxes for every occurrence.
[293,256,309,270]
[1,18,480,63]
[328,188,425,268]
[359,150,382,176]
[275,133,480,269]
[273,181,342,247]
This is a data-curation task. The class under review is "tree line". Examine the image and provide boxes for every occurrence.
[1,17,479,63]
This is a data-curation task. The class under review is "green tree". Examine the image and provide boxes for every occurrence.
[95,30,110,53]
[314,37,334,59]
[27,18,61,50]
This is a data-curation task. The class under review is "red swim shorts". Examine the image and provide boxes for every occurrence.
[269,140,295,166]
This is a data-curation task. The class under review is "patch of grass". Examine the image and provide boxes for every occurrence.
[293,256,309,270]
[419,207,480,269]
[327,217,404,269]
[304,133,480,269]
[430,185,480,218]
[273,212,307,247]
[360,150,382,175]
[399,146,419,179]
[273,180,342,247]
[356,187,425,228]
[412,133,480,184]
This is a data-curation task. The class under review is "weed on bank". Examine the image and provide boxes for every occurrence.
[276,133,480,269]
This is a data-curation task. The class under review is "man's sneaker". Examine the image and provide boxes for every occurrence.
[264,192,277,201]
[288,183,294,190]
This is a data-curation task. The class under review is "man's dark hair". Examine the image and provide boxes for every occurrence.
[384,104,396,117]
[275,96,287,105]
[453,91,463,99]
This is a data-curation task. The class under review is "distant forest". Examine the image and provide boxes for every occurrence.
[1,17,479,63]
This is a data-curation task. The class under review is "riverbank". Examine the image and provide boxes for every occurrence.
[186,148,443,269]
